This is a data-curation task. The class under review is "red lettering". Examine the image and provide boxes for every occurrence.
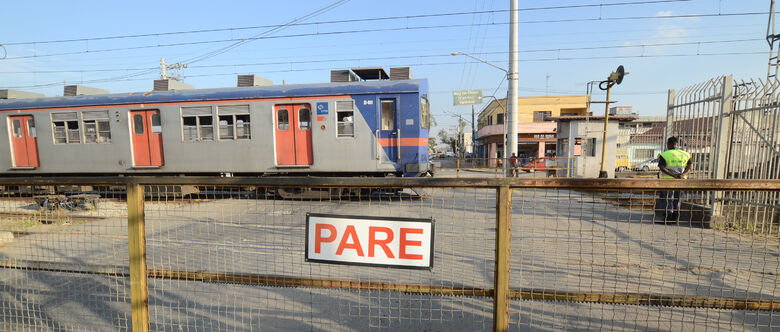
[368,226,395,258]
[399,228,424,260]
[315,224,337,254]
[336,225,364,256]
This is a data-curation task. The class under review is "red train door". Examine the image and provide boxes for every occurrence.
[274,104,313,166]
[8,115,39,168]
[131,110,164,167]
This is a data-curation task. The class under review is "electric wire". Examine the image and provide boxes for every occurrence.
[0,0,692,47]
[0,38,761,75]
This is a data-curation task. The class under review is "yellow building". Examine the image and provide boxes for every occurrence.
[477,95,589,160]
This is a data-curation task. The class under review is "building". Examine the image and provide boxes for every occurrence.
[553,115,636,178]
[617,116,665,166]
[476,95,590,162]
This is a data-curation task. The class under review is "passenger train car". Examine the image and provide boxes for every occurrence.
[0,73,431,178]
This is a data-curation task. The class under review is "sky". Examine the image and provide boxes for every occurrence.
[0,0,773,134]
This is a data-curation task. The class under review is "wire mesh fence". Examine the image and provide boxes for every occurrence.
[0,178,778,331]
[0,185,130,331]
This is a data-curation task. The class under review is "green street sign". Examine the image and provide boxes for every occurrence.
[453,89,483,106]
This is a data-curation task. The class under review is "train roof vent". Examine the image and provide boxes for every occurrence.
[389,67,412,80]
[237,75,272,87]
[330,69,359,83]
[351,67,389,80]
[0,89,45,99]
[64,85,109,96]
[154,79,194,91]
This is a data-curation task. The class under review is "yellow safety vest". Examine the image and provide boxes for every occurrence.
[658,149,691,179]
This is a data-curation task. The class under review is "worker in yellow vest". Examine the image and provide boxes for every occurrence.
[656,136,692,222]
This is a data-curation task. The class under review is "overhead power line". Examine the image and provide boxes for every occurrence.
[3,12,767,61]
[0,38,762,74]
[1,0,691,46]
[0,50,764,90]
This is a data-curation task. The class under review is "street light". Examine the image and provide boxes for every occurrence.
[451,51,516,172]
[451,52,509,75]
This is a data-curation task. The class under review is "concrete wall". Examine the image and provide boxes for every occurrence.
[556,120,619,178]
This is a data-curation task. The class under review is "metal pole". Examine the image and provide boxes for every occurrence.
[472,104,477,158]
[598,84,611,178]
[507,0,519,164]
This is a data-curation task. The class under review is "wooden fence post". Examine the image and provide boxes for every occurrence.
[127,183,149,332]
[494,186,511,331]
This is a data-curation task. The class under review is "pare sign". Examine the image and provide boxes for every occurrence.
[306,214,434,269]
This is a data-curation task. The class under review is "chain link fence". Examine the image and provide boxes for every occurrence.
[0,177,778,331]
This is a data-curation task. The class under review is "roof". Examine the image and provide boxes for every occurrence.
[0,79,426,111]
[548,115,638,122]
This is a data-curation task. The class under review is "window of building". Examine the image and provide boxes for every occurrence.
[217,105,251,140]
[533,111,552,122]
[82,110,111,143]
[635,148,655,160]
[586,138,597,157]
[558,138,569,156]
[496,113,504,124]
[181,106,214,141]
[52,112,80,144]
[336,100,354,137]
[420,96,431,129]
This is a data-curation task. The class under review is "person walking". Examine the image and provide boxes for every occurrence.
[656,136,692,222]
[509,153,519,177]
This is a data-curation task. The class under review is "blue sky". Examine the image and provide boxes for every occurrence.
[0,0,772,133]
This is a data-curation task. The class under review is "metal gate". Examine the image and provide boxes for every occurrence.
[666,76,780,235]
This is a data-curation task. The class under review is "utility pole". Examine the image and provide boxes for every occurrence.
[160,57,187,81]
[507,0,519,164]
[472,104,476,157]
[767,0,779,82]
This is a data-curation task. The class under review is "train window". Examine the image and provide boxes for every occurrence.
[219,116,234,139]
[236,114,251,139]
[277,109,289,131]
[12,120,22,138]
[420,95,431,129]
[27,119,36,138]
[133,114,144,135]
[218,114,251,140]
[299,108,311,130]
[336,100,354,138]
[83,111,110,143]
[182,106,213,141]
[52,112,80,144]
[217,105,250,140]
[381,99,395,130]
[198,116,213,140]
[151,113,162,133]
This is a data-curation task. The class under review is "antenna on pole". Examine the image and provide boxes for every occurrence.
[767,0,779,82]
[545,73,551,96]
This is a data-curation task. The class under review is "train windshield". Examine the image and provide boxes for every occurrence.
[420,95,430,129]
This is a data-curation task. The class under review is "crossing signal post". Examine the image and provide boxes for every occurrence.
[598,65,628,179]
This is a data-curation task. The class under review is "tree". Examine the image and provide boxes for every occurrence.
[428,137,437,153]
[438,129,458,153]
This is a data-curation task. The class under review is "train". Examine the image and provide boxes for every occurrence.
[0,68,432,181]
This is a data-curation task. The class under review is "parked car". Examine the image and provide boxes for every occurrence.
[636,158,659,172]
[615,154,630,172]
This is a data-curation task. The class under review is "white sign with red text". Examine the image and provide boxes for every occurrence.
[306,214,434,269]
